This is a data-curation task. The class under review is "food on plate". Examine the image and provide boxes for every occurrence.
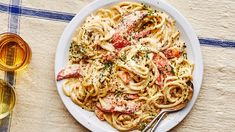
[57,2,194,131]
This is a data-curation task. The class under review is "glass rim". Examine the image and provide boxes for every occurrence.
[0,32,32,71]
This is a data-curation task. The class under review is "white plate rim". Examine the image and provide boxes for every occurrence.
[54,0,203,131]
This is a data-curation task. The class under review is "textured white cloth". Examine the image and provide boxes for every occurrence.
[0,0,234,131]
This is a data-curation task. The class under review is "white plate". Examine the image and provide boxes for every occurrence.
[55,0,203,131]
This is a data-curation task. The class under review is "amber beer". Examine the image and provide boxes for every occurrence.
[0,33,31,71]
[0,33,31,119]
[0,79,16,119]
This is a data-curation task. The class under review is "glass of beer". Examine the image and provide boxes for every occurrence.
[0,33,32,119]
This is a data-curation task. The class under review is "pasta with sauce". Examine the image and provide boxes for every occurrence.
[57,2,194,131]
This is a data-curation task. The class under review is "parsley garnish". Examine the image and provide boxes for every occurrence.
[119,53,127,61]
[104,61,113,69]
[131,55,136,60]
[115,90,122,98]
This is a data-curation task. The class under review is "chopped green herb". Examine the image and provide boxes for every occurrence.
[115,90,122,98]
[170,68,175,75]
[149,19,155,23]
[146,53,150,59]
[131,55,136,60]
[104,61,113,69]
[140,123,147,130]
[183,53,187,59]
[148,10,154,16]
[119,53,127,61]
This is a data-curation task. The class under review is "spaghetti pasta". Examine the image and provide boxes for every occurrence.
[57,2,194,131]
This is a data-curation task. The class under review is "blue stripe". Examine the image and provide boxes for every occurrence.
[1,2,235,48]
[8,0,21,33]
[199,38,235,48]
[0,4,8,12]
[21,8,75,22]
[6,0,21,131]
[0,2,75,22]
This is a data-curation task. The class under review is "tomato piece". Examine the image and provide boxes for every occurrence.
[116,11,148,35]
[125,94,139,100]
[153,53,173,75]
[111,33,131,49]
[164,48,181,59]
[96,93,140,114]
[117,71,131,84]
[57,65,81,81]
[153,53,158,59]
[156,74,164,88]
[153,53,175,88]
[135,30,151,39]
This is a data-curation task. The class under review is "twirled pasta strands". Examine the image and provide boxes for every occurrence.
[58,2,194,131]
